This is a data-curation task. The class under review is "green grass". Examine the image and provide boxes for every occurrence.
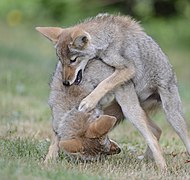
[0,18,190,179]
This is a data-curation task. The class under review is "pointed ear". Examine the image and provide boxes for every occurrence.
[86,115,117,138]
[72,35,89,50]
[59,139,83,153]
[35,27,63,43]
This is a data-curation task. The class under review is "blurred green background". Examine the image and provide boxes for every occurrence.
[0,0,190,179]
[1,0,190,25]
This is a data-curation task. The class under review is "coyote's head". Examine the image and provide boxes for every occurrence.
[36,27,96,86]
[59,115,121,161]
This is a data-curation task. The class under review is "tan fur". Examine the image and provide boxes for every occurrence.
[36,27,63,43]
[59,139,83,153]
[63,64,76,82]
[86,115,117,138]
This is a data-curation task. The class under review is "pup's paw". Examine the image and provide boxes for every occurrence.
[78,96,97,112]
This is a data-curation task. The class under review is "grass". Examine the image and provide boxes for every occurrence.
[0,17,190,179]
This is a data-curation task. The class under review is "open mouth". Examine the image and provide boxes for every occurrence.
[74,69,82,85]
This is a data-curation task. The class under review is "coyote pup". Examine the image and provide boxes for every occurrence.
[44,60,121,162]
[36,13,190,170]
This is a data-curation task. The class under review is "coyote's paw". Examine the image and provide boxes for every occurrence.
[44,153,59,165]
[78,96,98,112]
[44,145,59,165]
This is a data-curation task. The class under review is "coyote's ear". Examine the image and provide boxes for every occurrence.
[35,27,63,43]
[86,115,117,138]
[72,34,89,50]
[59,139,83,153]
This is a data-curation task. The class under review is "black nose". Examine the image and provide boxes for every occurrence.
[62,80,70,86]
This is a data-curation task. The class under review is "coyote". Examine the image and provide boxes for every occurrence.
[36,13,190,170]
[44,60,121,163]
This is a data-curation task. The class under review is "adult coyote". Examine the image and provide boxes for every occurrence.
[36,13,190,169]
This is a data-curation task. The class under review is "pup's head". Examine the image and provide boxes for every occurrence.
[59,115,121,161]
[36,27,96,86]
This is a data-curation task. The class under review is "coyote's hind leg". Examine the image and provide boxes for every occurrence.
[115,83,167,170]
[144,116,162,160]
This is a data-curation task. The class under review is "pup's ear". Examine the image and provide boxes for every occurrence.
[86,115,117,138]
[59,139,83,153]
[35,27,63,43]
[72,35,89,50]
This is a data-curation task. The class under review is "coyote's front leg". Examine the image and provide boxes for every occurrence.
[44,131,60,164]
[78,67,135,112]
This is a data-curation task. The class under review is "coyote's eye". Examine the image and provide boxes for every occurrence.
[70,57,77,64]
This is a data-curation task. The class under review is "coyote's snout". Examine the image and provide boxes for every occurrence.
[61,64,82,86]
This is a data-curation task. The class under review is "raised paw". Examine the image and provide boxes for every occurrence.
[78,96,98,112]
